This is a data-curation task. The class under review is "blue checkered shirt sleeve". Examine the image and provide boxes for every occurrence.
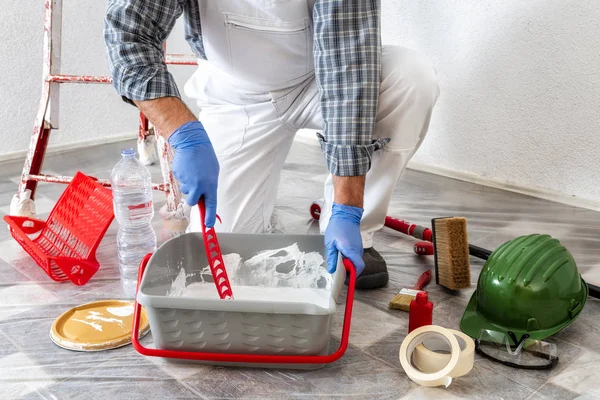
[104,0,203,103]
[314,0,389,176]
[105,0,387,176]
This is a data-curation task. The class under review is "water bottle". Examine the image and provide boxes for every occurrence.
[111,148,157,298]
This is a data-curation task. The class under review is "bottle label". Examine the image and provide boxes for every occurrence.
[127,201,153,220]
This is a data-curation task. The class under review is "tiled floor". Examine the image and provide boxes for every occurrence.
[0,140,599,399]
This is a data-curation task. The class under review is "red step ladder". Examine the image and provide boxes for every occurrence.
[13,0,195,217]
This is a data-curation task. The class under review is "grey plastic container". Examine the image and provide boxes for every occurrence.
[136,232,345,369]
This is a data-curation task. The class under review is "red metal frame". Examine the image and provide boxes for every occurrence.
[132,255,356,364]
[17,0,196,211]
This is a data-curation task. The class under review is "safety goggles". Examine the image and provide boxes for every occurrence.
[476,329,559,370]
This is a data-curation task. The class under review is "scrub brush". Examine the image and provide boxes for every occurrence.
[431,217,471,290]
[389,270,432,311]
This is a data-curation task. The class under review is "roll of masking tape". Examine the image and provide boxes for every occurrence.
[399,325,461,387]
[412,329,475,378]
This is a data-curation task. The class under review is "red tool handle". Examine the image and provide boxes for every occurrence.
[384,216,432,242]
[411,270,432,290]
[307,203,433,244]
[413,241,434,256]
[307,203,434,257]
[131,255,357,364]
[198,199,234,299]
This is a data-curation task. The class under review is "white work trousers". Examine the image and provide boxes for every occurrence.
[186,46,440,248]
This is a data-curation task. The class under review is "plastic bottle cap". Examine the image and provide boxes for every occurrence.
[416,291,429,304]
[121,148,135,156]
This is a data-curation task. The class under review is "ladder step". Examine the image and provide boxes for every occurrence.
[47,75,112,84]
[25,174,170,192]
[165,54,198,65]
[47,55,197,84]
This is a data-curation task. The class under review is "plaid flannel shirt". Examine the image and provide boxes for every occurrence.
[104,0,389,176]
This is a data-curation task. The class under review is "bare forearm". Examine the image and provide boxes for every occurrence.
[134,97,196,139]
[333,175,365,208]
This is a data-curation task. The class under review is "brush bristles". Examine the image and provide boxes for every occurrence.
[389,292,416,311]
[433,217,471,289]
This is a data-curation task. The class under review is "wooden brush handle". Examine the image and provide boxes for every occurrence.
[411,270,432,290]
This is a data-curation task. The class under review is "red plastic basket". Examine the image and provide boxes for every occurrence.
[4,172,114,285]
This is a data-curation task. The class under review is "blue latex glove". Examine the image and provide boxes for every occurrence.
[168,121,219,228]
[324,203,366,276]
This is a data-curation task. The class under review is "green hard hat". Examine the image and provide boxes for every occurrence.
[461,234,588,344]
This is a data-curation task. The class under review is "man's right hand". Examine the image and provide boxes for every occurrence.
[168,121,220,228]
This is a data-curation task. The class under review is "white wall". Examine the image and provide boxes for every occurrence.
[0,2,196,158]
[1,1,599,205]
[382,0,600,205]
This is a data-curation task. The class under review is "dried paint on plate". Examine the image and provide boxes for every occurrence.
[50,300,150,351]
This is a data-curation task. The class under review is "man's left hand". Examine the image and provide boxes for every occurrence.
[324,203,366,276]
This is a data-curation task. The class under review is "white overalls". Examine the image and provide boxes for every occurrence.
[185,1,440,248]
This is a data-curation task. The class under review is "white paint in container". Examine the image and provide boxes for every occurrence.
[166,243,332,307]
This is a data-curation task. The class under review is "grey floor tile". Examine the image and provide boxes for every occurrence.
[0,351,56,399]
[30,355,201,400]
[0,258,30,285]
[549,350,600,396]
[0,179,20,209]
[0,304,133,379]
[70,280,128,302]
[531,383,579,400]
[1,272,118,305]
[331,298,405,350]
[0,329,20,358]
[399,387,468,400]
[553,298,600,351]
[442,360,537,399]
[182,341,412,399]
[20,393,44,399]
[364,328,406,369]
[148,356,213,382]
[573,390,600,400]
[428,295,471,331]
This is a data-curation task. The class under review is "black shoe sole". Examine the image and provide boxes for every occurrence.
[346,271,389,290]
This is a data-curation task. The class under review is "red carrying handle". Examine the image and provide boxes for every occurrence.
[198,199,234,299]
[131,255,356,364]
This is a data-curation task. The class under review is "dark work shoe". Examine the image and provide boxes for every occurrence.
[348,247,389,290]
